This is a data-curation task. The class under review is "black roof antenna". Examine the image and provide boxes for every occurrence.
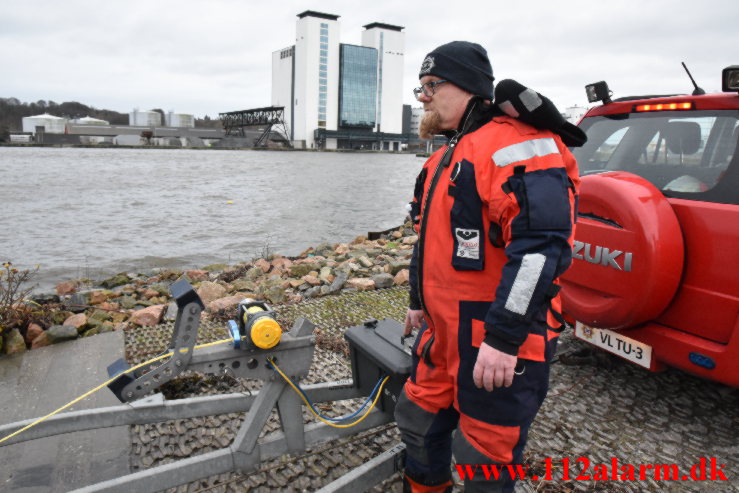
[682,62,706,95]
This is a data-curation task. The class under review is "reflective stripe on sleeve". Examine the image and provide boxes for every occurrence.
[492,138,559,167]
[504,253,546,316]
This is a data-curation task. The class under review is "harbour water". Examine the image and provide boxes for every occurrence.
[0,147,423,292]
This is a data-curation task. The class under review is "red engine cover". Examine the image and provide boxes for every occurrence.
[561,172,684,329]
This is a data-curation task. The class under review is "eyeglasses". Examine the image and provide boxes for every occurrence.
[413,80,448,100]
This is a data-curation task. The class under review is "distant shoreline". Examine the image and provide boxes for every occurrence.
[0,142,420,154]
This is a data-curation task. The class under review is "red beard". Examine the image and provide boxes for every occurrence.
[419,109,442,140]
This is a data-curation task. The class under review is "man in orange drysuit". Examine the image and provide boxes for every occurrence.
[395,41,584,492]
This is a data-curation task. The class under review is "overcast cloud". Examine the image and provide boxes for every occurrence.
[2,0,737,118]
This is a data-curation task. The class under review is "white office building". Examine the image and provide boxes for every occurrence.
[362,23,405,135]
[271,11,405,150]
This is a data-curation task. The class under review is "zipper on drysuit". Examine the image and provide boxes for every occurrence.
[414,138,457,367]
[415,134,458,325]
[413,103,478,366]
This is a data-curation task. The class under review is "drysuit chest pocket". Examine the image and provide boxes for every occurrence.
[448,159,485,271]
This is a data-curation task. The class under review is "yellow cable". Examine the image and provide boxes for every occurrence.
[0,338,233,445]
[269,358,390,429]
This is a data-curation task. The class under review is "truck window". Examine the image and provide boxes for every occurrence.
[573,110,739,198]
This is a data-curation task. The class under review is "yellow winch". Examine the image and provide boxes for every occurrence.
[233,299,282,349]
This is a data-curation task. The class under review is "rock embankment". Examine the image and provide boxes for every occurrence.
[1,223,417,356]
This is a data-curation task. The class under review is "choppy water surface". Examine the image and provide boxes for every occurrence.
[0,147,423,291]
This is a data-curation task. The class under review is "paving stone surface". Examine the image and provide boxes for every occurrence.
[0,331,129,492]
[122,287,738,492]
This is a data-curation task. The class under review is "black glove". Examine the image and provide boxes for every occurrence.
[494,79,587,148]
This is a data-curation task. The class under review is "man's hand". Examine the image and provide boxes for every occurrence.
[473,342,517,391]
[404,309,424,336]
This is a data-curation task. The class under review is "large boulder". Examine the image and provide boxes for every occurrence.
[289,264,314,278]
[388,259,412,275]
[63,313,88,330]
[328,271,349,294]
[259,279,286,304]
[65,292,91,313]
[55,281,77,296]
[118,296,137,309]
[185,270,209,281]
[244,267,264,281]
[89,291,108,305]
[372,273,395,289]
[358,256,374,268]
[207,295,244,313]
[25,323,45,344]
[163,301,178,322]
[347,278,375,291]
[129,305,166,327]
[141,288,159,299]
[314,242,335,257]
[302,275,321,287]
[231,279,257,292]
[31,293,60,305]
[196,282,227,305]
[31,331,50,349]
[89,310,112,322]
[319,266,334,283]
[4,329,26,355]
[271,257,293,270]
[46,325,78,344]
[394,269,410,285]
[101,273,132,289]
[254,258,271,273]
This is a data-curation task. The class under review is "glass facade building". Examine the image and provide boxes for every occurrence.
[339,44,377,128]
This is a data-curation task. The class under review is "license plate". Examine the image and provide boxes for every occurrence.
[574,322,653,369]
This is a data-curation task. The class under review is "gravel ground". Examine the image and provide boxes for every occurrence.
[123,287,739,492]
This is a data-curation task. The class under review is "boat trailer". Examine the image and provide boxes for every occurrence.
[0,279,413,492]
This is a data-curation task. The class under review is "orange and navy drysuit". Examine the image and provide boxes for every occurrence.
[396,100,580,493]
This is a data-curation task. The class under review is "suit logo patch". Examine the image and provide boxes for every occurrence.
[455,228,480,259]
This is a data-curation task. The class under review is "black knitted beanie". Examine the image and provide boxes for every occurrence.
[419,41,494,100]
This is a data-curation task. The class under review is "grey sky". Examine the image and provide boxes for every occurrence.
[2,0,737,118]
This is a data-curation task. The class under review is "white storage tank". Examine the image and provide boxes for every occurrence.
[22,114,68,134]
[129,110,162,126]
[72,116,110,125]
[166,112,195,128]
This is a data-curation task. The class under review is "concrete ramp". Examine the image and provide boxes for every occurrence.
[0,332,130,492]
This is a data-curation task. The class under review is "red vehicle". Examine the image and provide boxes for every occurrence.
[561,66,739,387]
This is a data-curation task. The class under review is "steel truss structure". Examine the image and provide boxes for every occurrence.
[0,280,407,492]
[219,106,291,147]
